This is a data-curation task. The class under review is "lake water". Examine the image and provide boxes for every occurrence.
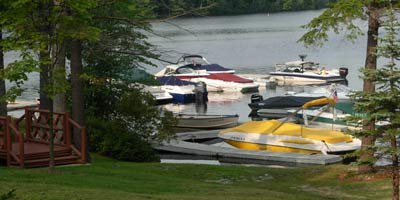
[5,10,373,122]
[147,10,371,123]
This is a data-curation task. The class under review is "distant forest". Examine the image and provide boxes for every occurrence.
[153,0,338,16]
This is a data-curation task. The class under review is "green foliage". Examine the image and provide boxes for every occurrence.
[87,116,160,162]
[298,0,366,47]
[348,7,400,165]
[83,1,176,161]
[86,85,177,162]
[152,0,337,17]
[298,0,395,47]
[0,189,15,200]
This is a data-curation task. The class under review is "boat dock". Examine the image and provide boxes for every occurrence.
[7,100,37,111]
[156,130,343,166]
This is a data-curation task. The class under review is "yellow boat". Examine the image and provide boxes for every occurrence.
[218,119,361,154]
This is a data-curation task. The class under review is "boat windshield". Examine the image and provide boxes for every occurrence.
[182,56,209,66]
[176,66,196,74]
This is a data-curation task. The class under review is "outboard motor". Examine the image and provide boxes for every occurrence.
[339,67,349,79]
[194,81,208,103]
[250,94,263,103]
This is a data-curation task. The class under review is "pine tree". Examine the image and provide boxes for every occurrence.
[349,7,400,200]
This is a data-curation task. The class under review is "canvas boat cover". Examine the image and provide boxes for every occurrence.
[157,76,196,86]
[220,120,353,144]
[198,64,233,72]
[249,96,325,110]
[207,73,253,83]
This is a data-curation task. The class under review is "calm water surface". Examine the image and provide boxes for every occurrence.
[147,10,371,122]
[6,10,374,122]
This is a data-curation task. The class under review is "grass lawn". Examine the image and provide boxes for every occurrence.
[0,154,391,200]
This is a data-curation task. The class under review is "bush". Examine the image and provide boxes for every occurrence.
[88,117,159,162]
[86,86,176,162]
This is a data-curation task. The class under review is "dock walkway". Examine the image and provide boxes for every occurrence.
[156,130,343,165]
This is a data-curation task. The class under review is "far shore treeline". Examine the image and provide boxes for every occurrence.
[153,0,338,16]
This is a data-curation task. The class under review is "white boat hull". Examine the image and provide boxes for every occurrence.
[269,72,346,86]
[188,77,259,93]
[175,114,239,129]
[219,131,361,154]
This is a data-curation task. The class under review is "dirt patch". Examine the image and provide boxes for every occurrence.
[299,184,365,199]
[337,166,392,182]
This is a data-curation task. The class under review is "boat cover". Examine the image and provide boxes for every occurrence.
[302,97,335,108]
[199,64,233,72]
[207,73,253,83]
[157,76,196,86]
[220,120,353,144]
[248,96,325,110]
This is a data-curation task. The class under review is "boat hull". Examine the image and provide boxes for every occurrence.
[176,114,239,129]
[219,131,361,154]
[218,120,361,154]
[269,72,346,86]
[169,93,196,104]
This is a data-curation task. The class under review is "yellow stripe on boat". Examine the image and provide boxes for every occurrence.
[220,120,353,144]
[225,140,321,154]
[279,140,314,144]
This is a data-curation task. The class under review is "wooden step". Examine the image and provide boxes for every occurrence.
[22,151,72,161]
[11,155,80,168]
[12,142,72,160]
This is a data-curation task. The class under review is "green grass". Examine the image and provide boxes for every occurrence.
[0,155,391,200]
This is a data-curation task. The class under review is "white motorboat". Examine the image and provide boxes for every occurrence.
[157,55,259,93]
[189,73,259,93]
[270,55,348,86]
[174,113,239,129]
[174,54,236,74]
[288,102,355,130]
[287,84,353,102]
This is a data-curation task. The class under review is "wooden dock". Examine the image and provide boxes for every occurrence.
[7,101,37,111]
[156,130,343,166]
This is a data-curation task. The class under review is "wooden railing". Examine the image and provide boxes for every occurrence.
[1,108,87,167]
[8,117,24,167]
[69,118,86,163]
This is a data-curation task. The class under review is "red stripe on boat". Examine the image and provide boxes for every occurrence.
[207,73,253,83]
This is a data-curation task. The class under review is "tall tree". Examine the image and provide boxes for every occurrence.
[298,0,393,173]
[349,7,400,199]
[71,39,87,160]
[0,29,7,116]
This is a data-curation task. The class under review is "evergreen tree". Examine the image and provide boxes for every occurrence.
[349,7,400,199]
[298,0,394,173]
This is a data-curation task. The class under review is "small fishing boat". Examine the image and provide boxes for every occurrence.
[269,55,348,86]
[248,95,325,118]
[175,113,239,129]
[142,85,173,105]
[218,119,361,155]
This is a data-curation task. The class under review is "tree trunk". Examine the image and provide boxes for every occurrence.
[39,52,52,110]
[0,30,7,116]
[52,0,66,113]
[38,1,52,111]
[53,40,66,112]
[70,39,89,162]
[392,137,399,200]
[359,3,379,173]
